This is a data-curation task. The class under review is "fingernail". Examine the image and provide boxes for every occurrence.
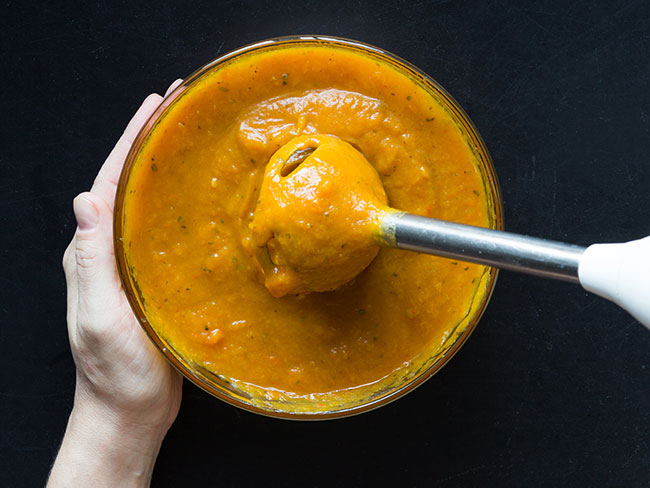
[73,195,99,231]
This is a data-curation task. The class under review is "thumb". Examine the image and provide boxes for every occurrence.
[73,192,124,321]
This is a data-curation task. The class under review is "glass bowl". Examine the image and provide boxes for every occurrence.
[114,36,503,419]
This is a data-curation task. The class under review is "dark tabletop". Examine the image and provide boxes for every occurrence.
[3,1,649,486]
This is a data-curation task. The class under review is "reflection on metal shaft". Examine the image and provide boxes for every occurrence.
[382,213,585,283]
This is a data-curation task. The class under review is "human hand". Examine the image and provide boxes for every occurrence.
[49,81,183,488]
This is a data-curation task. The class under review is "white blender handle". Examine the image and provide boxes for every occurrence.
[579,236,650,330]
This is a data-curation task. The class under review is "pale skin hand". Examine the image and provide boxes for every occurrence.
[48,81,184,488]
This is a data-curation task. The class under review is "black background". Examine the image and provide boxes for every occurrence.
[3,1,650,486]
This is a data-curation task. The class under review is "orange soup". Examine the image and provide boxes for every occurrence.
[121,42,494,411]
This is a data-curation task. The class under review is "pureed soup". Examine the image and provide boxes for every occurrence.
[119,39,498,414]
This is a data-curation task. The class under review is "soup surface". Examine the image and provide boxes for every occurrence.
[122,44,492,406]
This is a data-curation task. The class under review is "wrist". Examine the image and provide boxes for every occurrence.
[48,389,168,488]
[73,372,178,433]
[73,389,169,454]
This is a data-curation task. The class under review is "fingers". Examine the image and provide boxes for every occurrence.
[73,192,125,334]
[91,93,163,210]
[91,79,183,209]
[69,82,182,337]
[165,79,184,98]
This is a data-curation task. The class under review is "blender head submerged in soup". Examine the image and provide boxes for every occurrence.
[249,134,389,298]
[120,41,494,412]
